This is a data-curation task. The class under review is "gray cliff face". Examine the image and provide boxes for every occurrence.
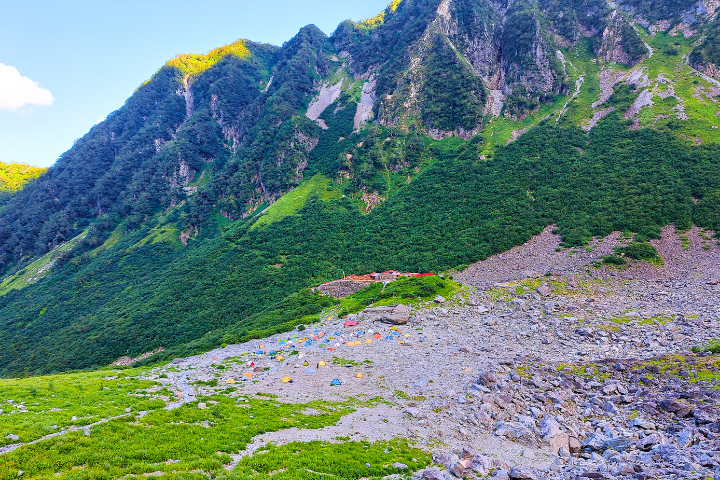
[598,10,644,66]
[329,0,718,137]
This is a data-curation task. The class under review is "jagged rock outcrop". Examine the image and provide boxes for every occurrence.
[598,10,648,66]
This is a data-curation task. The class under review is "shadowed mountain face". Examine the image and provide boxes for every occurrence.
[0,0,719,376]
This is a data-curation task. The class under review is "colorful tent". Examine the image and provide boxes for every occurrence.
[281,377,293,383]
[330,379,342,386]
[344,321,358,327]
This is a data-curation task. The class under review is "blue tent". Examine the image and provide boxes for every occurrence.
[330,379,342,386]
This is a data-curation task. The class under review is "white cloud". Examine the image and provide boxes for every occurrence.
[0,63,54,111]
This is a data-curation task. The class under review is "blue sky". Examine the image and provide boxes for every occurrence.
[0,0,391,168]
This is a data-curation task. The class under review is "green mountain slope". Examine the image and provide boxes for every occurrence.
[0,162,46,193]
[0,0,719,376]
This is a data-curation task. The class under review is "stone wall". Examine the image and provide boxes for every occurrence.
[317,280,374,298]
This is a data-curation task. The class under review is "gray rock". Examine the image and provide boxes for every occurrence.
[509,465,539,479]
[677,426,694,448]
[432,453,459,469]
[629,417,656,430]
[392,462,408,470]
[404,407,424,419]
[558,446,570,457]
[582,433,611,452]
[604,436,632,452]
[492,470,510,480]
[460,447,475,460]
[434,296,446,304]
[472,455,493,475]
[537,285,551,296]
[539,416,569,455]
[6,434,19,441]
[494,421,538,447]
[569,436,582,454]
[478,371,499,387]
[614,464,636,476]
[374,304,413,325]
[474,411,492,425]
[694,407,719,424]
[450,459,473,478]
[421,469,445,480]
[602,401,619,415]
[652,444,690,465]
[636,432,668,451]
[658,399,682,413]
[601,383,617,395]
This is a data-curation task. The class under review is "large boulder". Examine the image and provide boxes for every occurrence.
[363,304,412,325]
[539,416,569,455]
[582,433,611,452]
[471,455,494,476]
[478,371,499,387]
[420,469,445,480]
[509,466,539,480]
[494,421,538,447]
[450,459,473,478]
[432,452,459,469]
[694,406,719,424]
[636,432,668,451]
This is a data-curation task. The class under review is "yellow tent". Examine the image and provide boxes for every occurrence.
[356,373,363,379]
[276,355,285,362]
[226,379,236,384]
[281,377,292,383]
[242,372,253,379]
[365,339,373,344]
[318,361,327,367]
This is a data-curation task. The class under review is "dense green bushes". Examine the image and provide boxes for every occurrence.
[2,112,720,376]
[614,242,661,261]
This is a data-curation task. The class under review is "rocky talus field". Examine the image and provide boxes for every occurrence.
[4,227,718,479]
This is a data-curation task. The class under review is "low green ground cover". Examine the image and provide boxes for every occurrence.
[230,439,429,480]
[0,368,163,448]
[0,387,391,479]
[252,175,342,230]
